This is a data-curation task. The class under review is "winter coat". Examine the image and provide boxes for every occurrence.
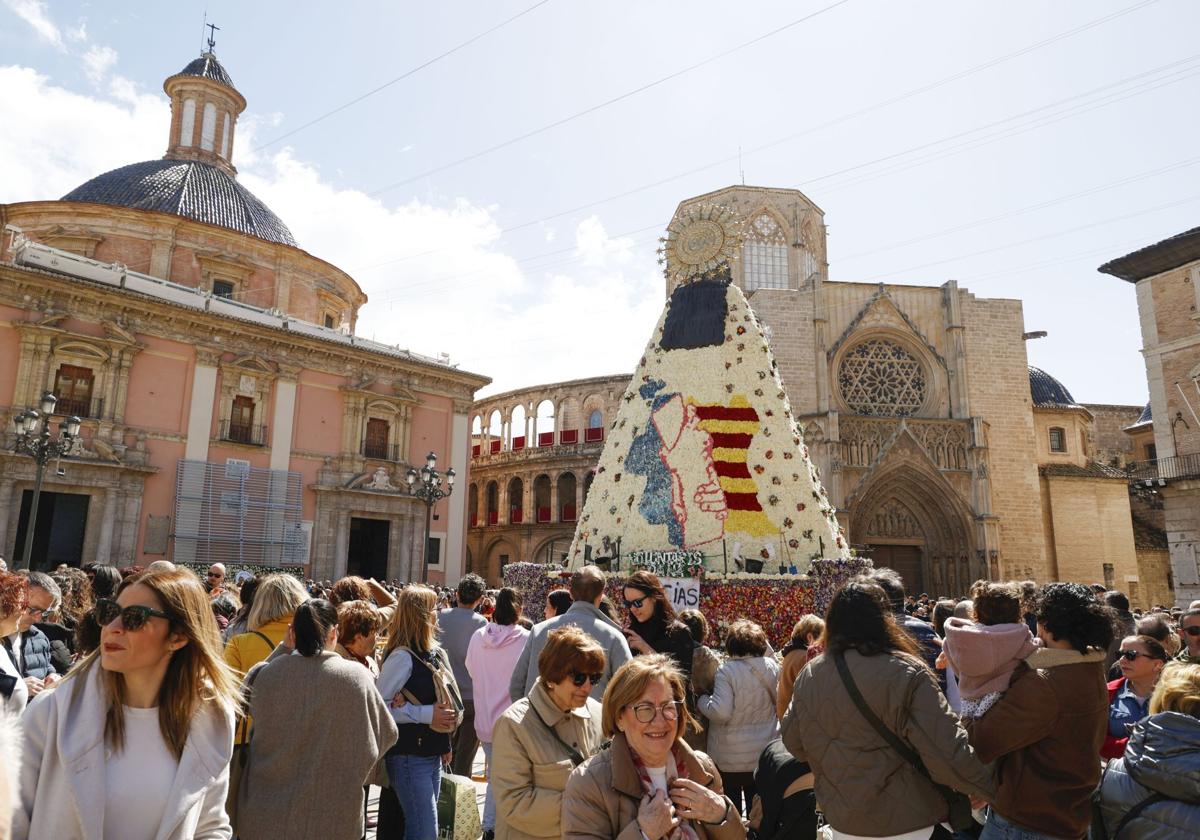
[629,615,695,677]
[238,650,398,840]
[941,618,1037,700]
[14,661,235,840]
[224,616,292,746]
[966,646,1107,839]
[1096,710,1200,838]
[509,602,632,701]
[491,681,603,840]
[34,622,74,674]
[698,655,781,773]
[782,648,995,836]
[17,627,56,681]
[561,732,746,840]
[465,621,529,743]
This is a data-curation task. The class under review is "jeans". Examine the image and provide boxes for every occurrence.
[979,811,1069,840]
[481,742,496,831]
[386,753,442,840]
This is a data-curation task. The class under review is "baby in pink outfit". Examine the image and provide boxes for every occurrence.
[940,582,1039,719]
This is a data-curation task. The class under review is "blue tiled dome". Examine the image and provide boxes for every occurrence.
[62,159,297,247]
[1029,366,1077,408]
[174,53,235,89]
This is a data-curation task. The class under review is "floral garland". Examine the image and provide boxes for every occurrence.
[501,559,871,649]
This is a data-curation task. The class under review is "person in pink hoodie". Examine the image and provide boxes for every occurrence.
[465,587,530,839]
[940,582,1040,719]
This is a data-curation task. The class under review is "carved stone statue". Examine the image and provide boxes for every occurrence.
[365,466,394,491]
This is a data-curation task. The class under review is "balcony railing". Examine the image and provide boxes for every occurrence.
[1128,453,1200,483]
[219,420,268,446]
[55,396,104,420]
[360,439,400,461]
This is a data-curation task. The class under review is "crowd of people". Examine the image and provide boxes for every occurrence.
[0,553,1198,840]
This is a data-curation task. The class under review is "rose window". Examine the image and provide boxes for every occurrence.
[838,339,927,416]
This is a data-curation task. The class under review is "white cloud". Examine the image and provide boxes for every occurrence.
[0,66,662,395]
[66,19,86,43]
[81,44,118,84]
[3,0,62,48]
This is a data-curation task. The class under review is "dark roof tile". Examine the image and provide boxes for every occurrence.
[176,53,235,89]
[1029,366,1078,408]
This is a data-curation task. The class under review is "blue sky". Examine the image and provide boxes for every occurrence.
[2,0,1198,404]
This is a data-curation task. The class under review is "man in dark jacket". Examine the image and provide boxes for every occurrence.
[27,571,72,675]
[9,572,60,697]
[870,568,945,692]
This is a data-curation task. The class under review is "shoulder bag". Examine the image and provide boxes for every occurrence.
[396,646,464,733]
[833,650,974,832]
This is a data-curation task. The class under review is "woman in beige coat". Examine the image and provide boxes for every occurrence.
[562,654,745,840]
[491,625,606,840]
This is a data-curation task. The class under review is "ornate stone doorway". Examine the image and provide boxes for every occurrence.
[15,490,90,570]
[348,517,390,581]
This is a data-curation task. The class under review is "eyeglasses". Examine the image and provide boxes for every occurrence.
[206,572,223,579]
[623,595,649,609]
[1183,626,1200,637]
[628,700,683,723]
[23,606,47,617]
[1118,650,1161,662]
[571,671,604,687]
[93,598,171,631]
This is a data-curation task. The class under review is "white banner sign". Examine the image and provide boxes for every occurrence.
[661,577,701,610]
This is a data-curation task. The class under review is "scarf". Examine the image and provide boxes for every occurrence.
[629,746,702,840]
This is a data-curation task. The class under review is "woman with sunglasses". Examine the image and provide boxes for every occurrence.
[1102,633,1170,759]
[15,568,241,840]
[622,571,694,680]
[563,653,744,840]
[492,625,606,840]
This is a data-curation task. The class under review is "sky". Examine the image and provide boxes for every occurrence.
[2,0,1198,405]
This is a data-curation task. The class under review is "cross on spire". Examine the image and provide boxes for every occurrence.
[205,22,220,53]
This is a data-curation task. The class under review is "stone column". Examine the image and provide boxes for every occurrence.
[0,479,13,559]
[942,281,971,419]
[550,479,559,524]
[95,488,116,566]
[175,350,220,564]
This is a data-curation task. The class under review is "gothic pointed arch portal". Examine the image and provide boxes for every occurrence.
[848,431,978,597]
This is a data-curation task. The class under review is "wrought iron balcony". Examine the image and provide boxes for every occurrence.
[219,420,268,447]
[54,396,104,420]
[360,439,400,461]
[1127,453,1200,484]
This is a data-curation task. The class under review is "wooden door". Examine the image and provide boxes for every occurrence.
[230,395,255,442]
[872,545,925,595]
[364,417,389,459]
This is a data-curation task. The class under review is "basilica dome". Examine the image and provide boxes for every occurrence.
[1028,366,1078,408]
[62,159,297,247]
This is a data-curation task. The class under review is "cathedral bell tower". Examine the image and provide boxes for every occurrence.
[162,31,246,177]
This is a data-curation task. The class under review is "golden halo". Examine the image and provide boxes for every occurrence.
[659,204,745,284]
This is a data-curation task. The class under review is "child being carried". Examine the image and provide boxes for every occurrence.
[938,581,1039,719]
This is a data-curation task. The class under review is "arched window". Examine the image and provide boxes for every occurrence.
[510,404,527,450]
[558,472,578,521]
[200,102,217,151]
[838,338,928,417]
[1048,427,1067,453]
[487,409,503,454]
[743,213,789,291]
[468,484,479,527]
[585,408,604,442]
[534,474,553,522]
[486,481,499,525]
[587,409,603,429]
[179,98,196,147]
[221,112,231,157]
[507,477,524,524]
[536,399,555,446]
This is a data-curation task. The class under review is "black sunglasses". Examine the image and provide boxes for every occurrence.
[1118,649,1161,662]
[571,671,604,687]
[93,598,170,631]
[623,595,649,609]
[1183,626,1200,637]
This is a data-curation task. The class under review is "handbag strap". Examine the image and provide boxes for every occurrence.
[833,651,958,804]
[530,702,587,766]
[746,659,778,708]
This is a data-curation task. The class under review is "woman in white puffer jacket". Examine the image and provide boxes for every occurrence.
[698,619,781,818]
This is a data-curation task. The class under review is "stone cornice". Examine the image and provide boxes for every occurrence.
[0,261,490,395]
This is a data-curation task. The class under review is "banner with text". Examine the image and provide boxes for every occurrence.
[661,577,701,611]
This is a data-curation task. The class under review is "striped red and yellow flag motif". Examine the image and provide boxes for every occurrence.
[693,395,776,537]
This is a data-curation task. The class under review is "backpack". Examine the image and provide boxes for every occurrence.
[396,646,464,734]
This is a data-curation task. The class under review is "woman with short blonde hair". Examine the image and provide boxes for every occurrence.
[377,585,461,840]
[246,574,309,632]
[492,626,606,840]
[16,568,241,839]
[564,654,743,840]
[1097,662,1200,834]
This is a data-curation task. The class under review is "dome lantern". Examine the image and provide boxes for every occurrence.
[162,41,246,177]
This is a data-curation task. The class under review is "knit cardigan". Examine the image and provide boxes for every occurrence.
[237,651,398,840]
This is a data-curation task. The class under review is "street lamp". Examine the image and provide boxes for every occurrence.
[405,451,455,583]
[10,392,81,570]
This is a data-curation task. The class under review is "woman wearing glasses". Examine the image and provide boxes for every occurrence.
[563,654,745,840]
[0,571,30,716]
[621,571,694,680]
[492,625,606,840]
[1102,633,1170,759]
[14,567,240,840]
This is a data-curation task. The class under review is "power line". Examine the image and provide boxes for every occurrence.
[349,0,1162,272]
[365,0,855,195]
[252,0,555,152]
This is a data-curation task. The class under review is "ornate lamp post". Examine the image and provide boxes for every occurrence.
[405,451,455,583]
[10,392,81,570]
